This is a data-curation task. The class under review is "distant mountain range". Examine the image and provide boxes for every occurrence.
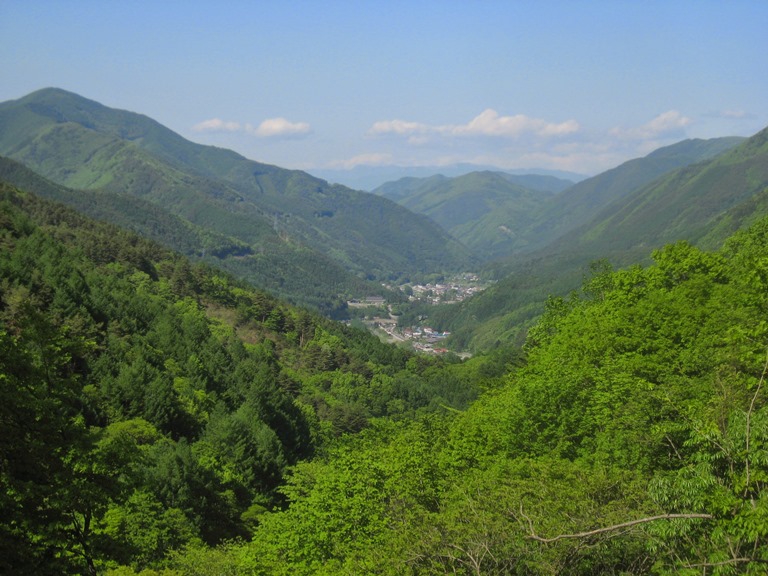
[309,163,587,192]
[433,128,767,350]
[373,137,744,260]
[2,87,766,352]
[374,171,565,260]
[0,88,474,312]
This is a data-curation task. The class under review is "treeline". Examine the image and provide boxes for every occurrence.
[0,183,509,575]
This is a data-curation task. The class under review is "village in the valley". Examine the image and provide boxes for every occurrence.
[348,273,490,354]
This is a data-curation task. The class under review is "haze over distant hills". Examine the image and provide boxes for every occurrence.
[432,127,768,350]
[309,163,587,192]
[375,171,562,260]
[374,137,744,261]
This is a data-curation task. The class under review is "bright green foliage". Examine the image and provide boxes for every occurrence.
[7,140,768,572]
[237,218,768,574]
[0,183,489,573]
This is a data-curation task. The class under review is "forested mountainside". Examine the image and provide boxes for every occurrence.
[374,171,557,260]
[513,136,746,254]
[225,221,768,575]
[0,156,378,315]
[433,127,768,351]
[15,184,768,574]
[0,182,512,575]
[374,138,743,262]
[0,88,473,311]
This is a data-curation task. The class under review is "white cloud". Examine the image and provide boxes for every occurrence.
[369,119,431,136]
[367,109,580,140]
[251,117,311,138]
[452,109,580,138]
[192,118,242,132]
[192,116,311,138]
[611,110,692,140]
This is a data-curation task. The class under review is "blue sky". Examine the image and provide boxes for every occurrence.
[2,0,766,178]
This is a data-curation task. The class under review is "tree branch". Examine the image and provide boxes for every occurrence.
[685,557,766,569]
[525,513,713,543]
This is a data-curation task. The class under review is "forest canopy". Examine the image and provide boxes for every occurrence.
[3,178,768,574]
[0,183,505,575]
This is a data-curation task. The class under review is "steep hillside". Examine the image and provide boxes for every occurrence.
[514,136,745,254]
[0,155,373,313]
[0,88,474,307]
[548,126,768,257]
[0,155,249,258]
[375,171,556,259]
[0,180,504,574]
[374,138,742,263]
[435,127,768,350]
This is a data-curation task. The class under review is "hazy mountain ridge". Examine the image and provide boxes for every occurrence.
[375,171,558,259]
[0,88,475,310]
[545,128,768,257]
[311,163,585,192]
[515,135,747,253]
[375,137,745,265]
[431,128,767,350]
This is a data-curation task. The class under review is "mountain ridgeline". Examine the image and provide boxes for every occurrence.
[374,171,568,260]
[4,86,768,574]
[431,127,768,350]
[5,165,768,573]
[374,137,744,261]
[0,88,474,313]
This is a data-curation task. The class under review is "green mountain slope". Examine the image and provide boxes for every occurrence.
[234,222,768,574]
[375,139,742,263]
[548,126,768,257]
[0,154,374,313]
[0,88,474,307]
[375,171,557,259]
[514,136,746,254]
[0,155,250,258]
[0,180,501,574]
[434,127,768,350]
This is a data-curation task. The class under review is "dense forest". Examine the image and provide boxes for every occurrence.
[2,90,768,576]
[0,182,511,575]
[5,168,768,573]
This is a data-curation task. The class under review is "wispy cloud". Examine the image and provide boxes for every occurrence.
[192,118,241,132]
[253,117,311,137]
[611,110,692,141]
[703,108,756,120]
[340,110,706,175]
[192,116,311,138]
[368,109,580,140]
[330,152,394,169]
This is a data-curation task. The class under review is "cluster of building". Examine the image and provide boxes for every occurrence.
[347,274,488,355]
[401,326,451,354]
[368,318,452,354]
[405,273,485,305]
